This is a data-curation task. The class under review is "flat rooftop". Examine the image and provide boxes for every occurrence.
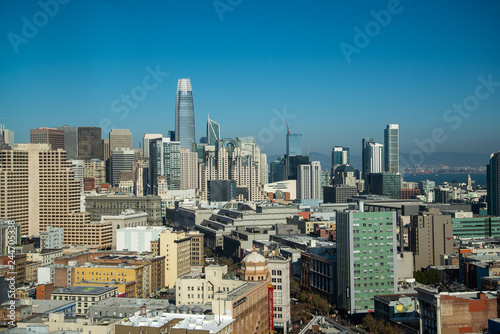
[53,286,116,295]
[31,300,76,314]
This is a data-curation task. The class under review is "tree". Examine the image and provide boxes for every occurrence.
[414,269,441,285]
[362,314,402,334]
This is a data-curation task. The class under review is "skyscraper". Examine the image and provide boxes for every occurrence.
[180,148,198,190]
[78,127,102,160]
[286,133,302,157]
[143,134,163,159]
[149,137,181,192]
[297,161,321,200]
[487,152,500,216]
[175,78,195,150]
[109,129,132,151]
[361,137,374,179]
[110,148,135,186]
[363,141,383,177]
[332,146,350,171]
[56,125,78,159]
[384,124,399,173]
[0,121,14,149]
[207,116,220,146]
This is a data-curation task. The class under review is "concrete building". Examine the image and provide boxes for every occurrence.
[84,159,106,186]
[115,307,234,334]
[297,161,322,200]
[30,128,64,150]
[110,148,135,186]
[51,286,117,316]
[268,256,291,332]
[101,209,148,249]
[56,125,78,159]
[40,226,64,250]
[85,194,162,225]
[301,246,337,305]
[374,293,418,324]
[116,226,166,252]
[337,210,398,315]
[408,208,453,271]
[77,127,102,160]
[323,185,357,203]
[416,286,499,334]
[0,220,21,254]
[0,144,111,248]
[180,148,198,190]
[159,229,192,288]
[109,129,132,151]
[365,173,401,199]
[142,133,162,159]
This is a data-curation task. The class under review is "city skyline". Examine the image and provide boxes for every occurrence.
[1,1,500,157]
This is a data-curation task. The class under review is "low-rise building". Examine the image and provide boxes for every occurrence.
[51,286,117,316]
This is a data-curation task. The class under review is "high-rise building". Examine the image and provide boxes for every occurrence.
[30,128,65,150]
[110,148,135,186]
[297,161,321,200]
[207,116,220,146]
[332,146,350,171]
[286,133,302,157]
[0,144,110,247]
[487,152,500,216]
[365,173,401,199]
[158,229,192,288]
[175,78,195,150]
[337,210,397,315]
[408,208,453,271]
[149,138,181,192]
[142,134,162,159]
[77,127,102,160]
[361,137,374,179]
[102,139,110,162]
[365,142,383,176]
[180,148,198,190]
[0,121,14,149]
[84,159,106,186]
[260,153,268,185]
[109,129,132,152]
[384,124,399,173]
[56,125,78,159]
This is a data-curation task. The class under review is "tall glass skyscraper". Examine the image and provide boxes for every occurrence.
[207,116,220,146]
[332,146,350,170]
[384,124,399,173]
[361,137,374,179]
[175,78,195,150]
[487,152,500,216]
[286,133,302,157]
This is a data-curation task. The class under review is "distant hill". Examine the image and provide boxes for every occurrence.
[266,151,489,171]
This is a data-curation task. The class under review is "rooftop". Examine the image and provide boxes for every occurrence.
[53,286,117,295]
[31,300,76,314]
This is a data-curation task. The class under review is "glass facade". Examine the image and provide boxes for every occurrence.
[207,117,220,146]
[175,78,195,150]
[384,124,399,173]
[487,152,500,216]
[286,133,302,157]
[149,138,181,192]
[452,217,500,238]
[332,146,350,169]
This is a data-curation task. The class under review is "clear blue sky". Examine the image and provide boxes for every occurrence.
[1,0,500,157]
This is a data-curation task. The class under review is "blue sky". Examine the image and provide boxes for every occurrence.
[1,0,500,157]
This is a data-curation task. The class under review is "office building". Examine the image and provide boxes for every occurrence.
[332,146,350,172]
[149,137,181,192]
[488,152,500,216]
[333,164,356,187]
[286,133,302,157]
[408,208,453,271]
[301,246,337,305]
[365,172,401,199]
[175,78,196,150]
[142,133,162,159]
[207,115,220,146]
[110,148,135,186]
[109,129,132,151]
[102,138,110,162]
[361,137,374,179]
[337,210,398,315]
[30,127,65,150]
[208,180,236,202]
[270,156,286,183]
[384,124,399,173]
[297,161,321,200]
[57,125,78,159]
[77,126,102,160]
[0,122,14,149]
[0,221,21,254]
[367,142,383,176]
[287,155,309,180]
[260,153,268,185]
[323,185,357,203]
[101,209,148,249]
